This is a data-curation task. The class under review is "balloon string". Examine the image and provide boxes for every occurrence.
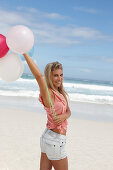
[44,77,56,118]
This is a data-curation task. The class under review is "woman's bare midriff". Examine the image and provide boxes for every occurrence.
[51,127,66,136]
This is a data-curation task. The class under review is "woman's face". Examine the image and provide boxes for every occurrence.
[51,69,63,90]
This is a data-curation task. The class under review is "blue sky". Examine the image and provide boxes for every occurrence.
[0,0,113,81]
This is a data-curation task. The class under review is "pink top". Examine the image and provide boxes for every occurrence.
[39,89,68,132]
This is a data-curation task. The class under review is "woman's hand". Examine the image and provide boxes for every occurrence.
[52,114,66,125]
[52,106,71,125]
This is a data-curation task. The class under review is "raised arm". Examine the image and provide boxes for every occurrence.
[23,53,54,107]
[23,53,43,81]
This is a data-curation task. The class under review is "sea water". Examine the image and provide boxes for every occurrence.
[0,73,113,105]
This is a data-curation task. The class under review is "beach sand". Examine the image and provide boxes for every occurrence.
[0,97,113,170]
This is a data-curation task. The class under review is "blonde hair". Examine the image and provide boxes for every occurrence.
[44,61,68,102]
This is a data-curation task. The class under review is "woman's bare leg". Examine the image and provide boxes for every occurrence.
[51,157,68,170]
[40,152,52,170]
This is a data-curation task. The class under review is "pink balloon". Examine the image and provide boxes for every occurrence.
[0,34,9,58]
[6,25,34,54]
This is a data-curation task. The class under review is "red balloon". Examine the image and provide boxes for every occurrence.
[0,34,9,58]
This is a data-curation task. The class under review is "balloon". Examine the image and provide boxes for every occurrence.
[6,25,34,54]
[0,34,9,58]
[0,53,24,82]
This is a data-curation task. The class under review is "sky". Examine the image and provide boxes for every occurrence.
[0,0,113,81]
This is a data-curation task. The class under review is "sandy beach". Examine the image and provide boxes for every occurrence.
[0,96,113,170]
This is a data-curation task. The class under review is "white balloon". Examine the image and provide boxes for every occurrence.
[0,53,24,82]
[6,25,34,54]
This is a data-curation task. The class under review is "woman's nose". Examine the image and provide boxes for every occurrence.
[58,76,61,81]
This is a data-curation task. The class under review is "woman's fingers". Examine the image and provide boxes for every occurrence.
[53,119,62,125]
[53,117,60,122]
[53,115,64,125]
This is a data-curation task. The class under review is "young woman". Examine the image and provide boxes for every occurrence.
[23,53,71,170]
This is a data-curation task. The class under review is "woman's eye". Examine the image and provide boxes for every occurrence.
[54,74,63,77]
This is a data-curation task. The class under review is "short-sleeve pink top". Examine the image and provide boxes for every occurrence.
[39,89,68,133]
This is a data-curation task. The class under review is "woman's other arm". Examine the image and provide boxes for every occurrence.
[65,104,71,119]
[53,104,71,125]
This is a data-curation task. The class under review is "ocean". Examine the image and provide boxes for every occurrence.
[0,73,113,105]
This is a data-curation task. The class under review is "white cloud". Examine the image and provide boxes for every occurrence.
[102,56,113,63]
[0,8,31,35]
[74,7,98,14]
[16,6,38,13]
[0,7,113,46]
[16,6,66,20]
[45,13,65,19]
[77,68,92,73]
[70,27,113,40]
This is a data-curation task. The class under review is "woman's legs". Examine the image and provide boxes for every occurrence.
[40,153,68,170]
[40,152,52,170]
[51,157,68,170]
[40,128,68,170]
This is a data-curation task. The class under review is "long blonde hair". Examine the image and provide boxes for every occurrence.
[44,61,68,102]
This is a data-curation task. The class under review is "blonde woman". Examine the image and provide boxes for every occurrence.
[23,53,71,170]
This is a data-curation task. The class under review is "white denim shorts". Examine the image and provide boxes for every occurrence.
[40,128,67,160]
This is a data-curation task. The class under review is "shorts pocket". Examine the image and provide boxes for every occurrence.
[60,140,66,156]
[45,138,60,158]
